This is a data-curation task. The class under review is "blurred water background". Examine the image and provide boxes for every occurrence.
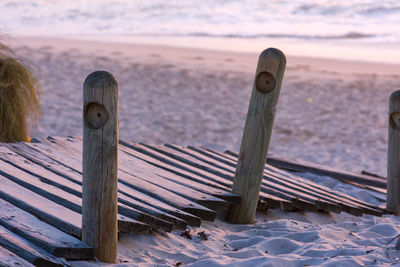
[1,0,399,42]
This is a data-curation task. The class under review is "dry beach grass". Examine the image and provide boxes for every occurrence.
[0,42,40,142]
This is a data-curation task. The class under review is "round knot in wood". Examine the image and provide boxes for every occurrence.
[255,71,276,94]
[84,102,109,129]
[390,112,400,130]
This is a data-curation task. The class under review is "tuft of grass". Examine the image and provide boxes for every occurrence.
[0,43,41,142]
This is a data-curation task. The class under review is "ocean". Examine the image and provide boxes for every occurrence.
[1,0,399,62]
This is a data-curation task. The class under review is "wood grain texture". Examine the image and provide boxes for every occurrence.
[162,145,294,212]
[18,138,200,227]
[82,71,118,263]
[146,144,342,212]
[3,143,151,233]
[0,152,169,232]
[0,198,94,260]
[225,150,386,189]
[226,48,286,224]
[120,142,232,192]
[266,154,387,188]
[0,245,34,267]
[207,148,382,216]
[38,137,210,224]
[0,173,82,238]
[388,90,400,214]
[0,225,67,266]
[122,142,233,189]
[119,145,230,211]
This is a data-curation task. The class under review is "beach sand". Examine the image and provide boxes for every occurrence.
[8,36,400,176]
[5,36,400,266]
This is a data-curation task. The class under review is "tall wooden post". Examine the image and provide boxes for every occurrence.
[82,71,118,262]
[227,48,286,224]
[387,90,400,215]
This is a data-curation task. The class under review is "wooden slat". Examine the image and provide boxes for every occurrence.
[118,203,173,232]
[0,156,173,233]
[361,170,386,179]
[0,225,67,266]
[116,189,187,229]
[68,137,236,201]
[117,215,150,234]
[2,144,197,228]
[33,141,200,226]
[0,173,82,238]
[122,143,298,212]
[187,146,236,168]
[175,145,353,213]
[265,165,384,216]
[119,154,236,205]
[265,169,364,215]
[35,138,381,216]
[141,144,343,213]
[0,173,149,238]
[16,140,215,222]
[195,147,383,216]
[0,199,94,260]
[167,144,234,173]
[184,147,362,214]
[0,245,34,267]
[48,136,237,208]
[121,142,236,189]
[121,169,230,212]
[213,148,383,215]
[117,183,200,227]
[0,146,187,230]
[267,163,386,209]
[260,193,295,211]
[259,185,318,212]
[120,160,230,210]
[143,143,233,181]
[43,137,219,218]
[341,180,387,195]
[119,173,216,221]
[141,144,320,212]
[225,150,387,188]
[166,147,328,212]
[121,144,238,201]
[200,147,380,215]
[124,144,297,211]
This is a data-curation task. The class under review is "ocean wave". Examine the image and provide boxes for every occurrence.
[0,0,398,43]
[186,32,377,40]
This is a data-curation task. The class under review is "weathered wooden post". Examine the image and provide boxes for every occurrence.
[82,71,118,262]
[226,48,286,224]
[387,90,400,215]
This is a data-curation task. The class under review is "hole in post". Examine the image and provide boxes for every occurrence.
[84,102,109,129]
[390,112,400,130]
[255,71,276,94]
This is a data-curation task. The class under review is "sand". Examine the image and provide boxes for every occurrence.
[67,169,396,266]
[4,35,400,266]
[7,36,400,177]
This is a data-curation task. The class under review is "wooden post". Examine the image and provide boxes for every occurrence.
[387,90,400,215]
[82,71,118,262]
[226,48,286,224]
